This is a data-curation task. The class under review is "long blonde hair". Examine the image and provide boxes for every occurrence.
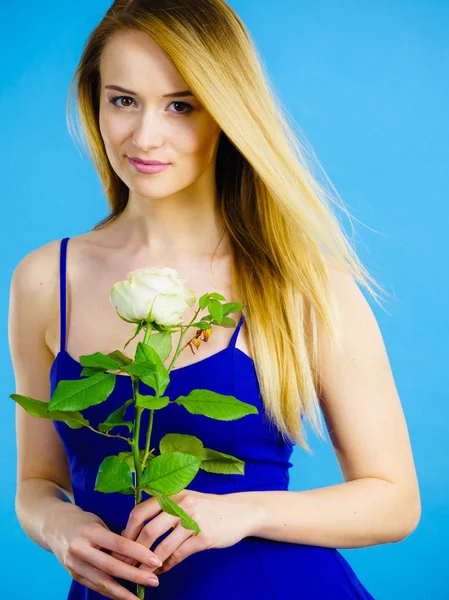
[66,0,390,453]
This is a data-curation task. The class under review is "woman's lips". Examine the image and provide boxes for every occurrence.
[127,158,171,174]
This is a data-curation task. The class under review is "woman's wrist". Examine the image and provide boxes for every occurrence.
[232,491,267,538]
[42,494,85,553]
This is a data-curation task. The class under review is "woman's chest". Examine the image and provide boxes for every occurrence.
[46,243,250,370]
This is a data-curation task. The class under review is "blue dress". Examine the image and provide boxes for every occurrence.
[50,237,375,599]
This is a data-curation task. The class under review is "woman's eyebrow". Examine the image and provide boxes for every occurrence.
[104,84,194,98]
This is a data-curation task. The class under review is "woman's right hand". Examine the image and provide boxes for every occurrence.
[50,509,161,599]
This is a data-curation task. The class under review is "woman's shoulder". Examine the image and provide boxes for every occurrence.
[10,239,64,353]
[12,238,62,289]
[317,255,384,379]
[10,233,93,310]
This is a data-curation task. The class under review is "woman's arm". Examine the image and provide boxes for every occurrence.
[10,243,84,552]
[234,477,416,548]
[234,267,421,548]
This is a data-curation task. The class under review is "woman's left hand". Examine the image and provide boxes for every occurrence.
[114,490,257,575]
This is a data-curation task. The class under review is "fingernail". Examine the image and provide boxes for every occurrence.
[149,556,162,567]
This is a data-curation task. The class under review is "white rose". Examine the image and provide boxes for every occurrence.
[109,267,197,327]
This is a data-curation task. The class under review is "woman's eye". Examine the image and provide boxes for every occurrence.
[167,101,194,114]
[109,96,136,108]
[109,96,193,114]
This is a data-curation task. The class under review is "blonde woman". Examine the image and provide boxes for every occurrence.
[11,1,420,598]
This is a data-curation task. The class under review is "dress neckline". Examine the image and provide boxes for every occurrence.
[51,345,253,380]
[54,236,252,381]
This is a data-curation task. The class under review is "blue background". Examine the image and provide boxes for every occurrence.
[1,1,447,597]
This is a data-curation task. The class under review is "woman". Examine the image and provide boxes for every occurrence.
[11,0,421,598]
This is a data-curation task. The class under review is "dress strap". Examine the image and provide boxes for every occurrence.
[228,313,245,349]
[59,237,70,353]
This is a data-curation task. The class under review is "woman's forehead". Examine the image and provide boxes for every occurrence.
[100,30,186,94]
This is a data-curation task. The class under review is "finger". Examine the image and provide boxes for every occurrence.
[153,523,197,573]
[110,550,135,566]
[80,544,160,588]
[101,544,134,565]
[69,553,140,600]
[123,496,163,539]
[152,521,192,565]
[120,511,176,570]
[85,522,163,568]
[138,522,193,575]
[134,511,178,554]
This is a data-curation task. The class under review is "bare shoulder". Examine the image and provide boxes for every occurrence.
[13,231,93,276]
[316,260,388,411]
[11,239,61,310]
[9,241,64,366]
[11,233,94,332]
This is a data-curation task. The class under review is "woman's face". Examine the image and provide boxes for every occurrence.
[98,29,222,199]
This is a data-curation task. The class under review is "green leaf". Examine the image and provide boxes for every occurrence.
[120,361,157,377]
[210,316,235,327]
[140,452,201,495]
[108,350,133,365]
[79,366,105,377]
[198,315,213,322]
[199,448,245,475]
[78,351,122,370]
[157,434,245,475]
[98,420,134,434]
[159,433,204,457]
[208,292,226,301]
[10,393,91,429]
[95,456,134,493]
[10,393,56,418]
[199,294,210,310]
[135,341,170,396]
[97,395,135,432]
[208,298,223,323]
[145,331,172,362]
[175,389,259,420]
[47,409,91,429]
[98,398,134,432]
[145,489,200,534]
[190,320,214,330]
[196,300,245,328]
[135,393,170,410]
[220,301,245,316]
[81,350,133,376]
[48,372,117,412]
